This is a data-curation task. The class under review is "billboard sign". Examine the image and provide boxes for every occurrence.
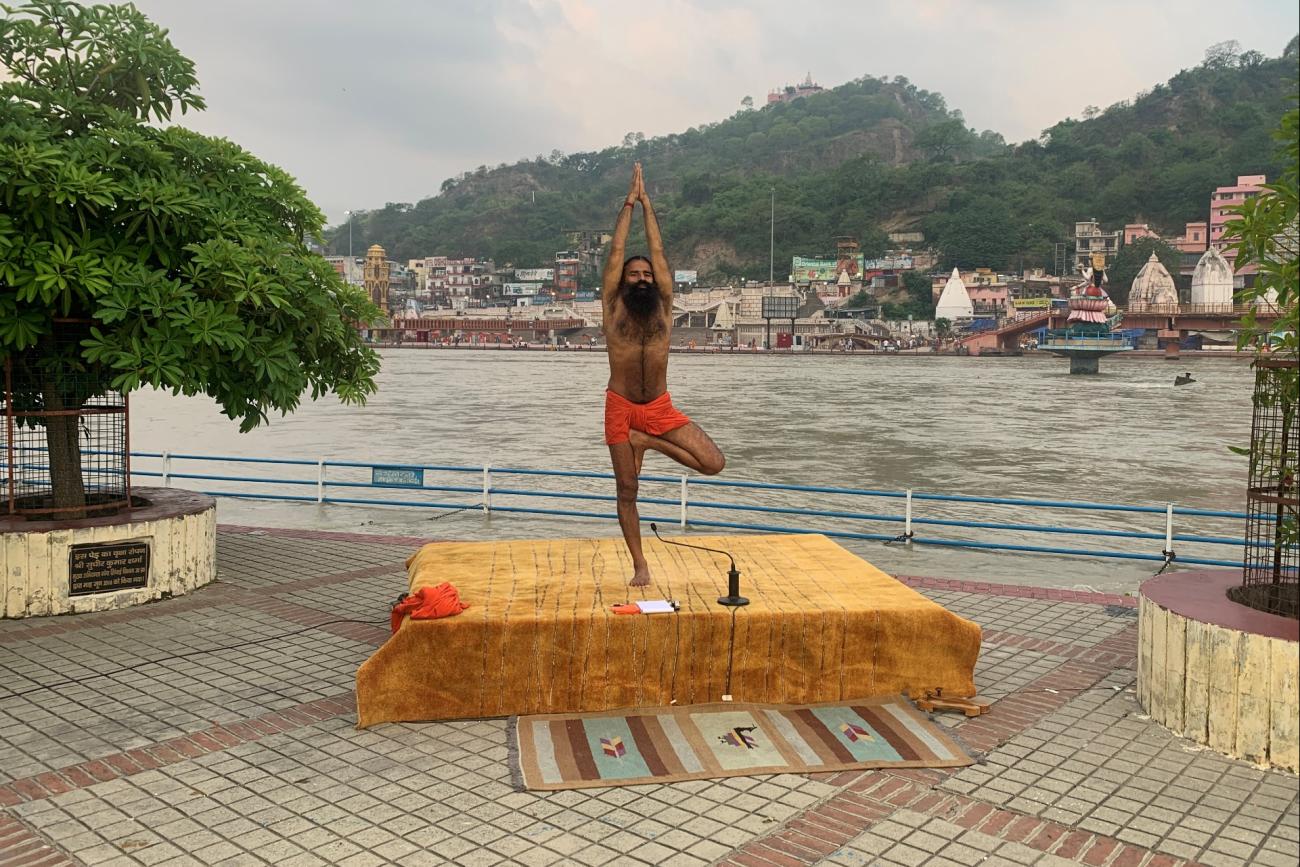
[674,270,698,285]
[514,268,553,281]
[761,296,800,319]
[862,255,914,270]
[1012,296,1051,309]
[503,282,542,296]
[791,255,865,282]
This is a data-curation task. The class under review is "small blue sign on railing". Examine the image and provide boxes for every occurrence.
[371,466,425,488]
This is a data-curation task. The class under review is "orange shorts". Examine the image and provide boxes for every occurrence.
[604,389,692,445]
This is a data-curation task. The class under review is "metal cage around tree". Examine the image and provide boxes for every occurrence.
[1234,358,1299,618]
[2,324,131,519]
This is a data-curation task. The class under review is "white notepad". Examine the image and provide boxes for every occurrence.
[635,600,676,614]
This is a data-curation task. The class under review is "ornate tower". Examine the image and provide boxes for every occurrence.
[834,236,861,279]
[364,244,390,310]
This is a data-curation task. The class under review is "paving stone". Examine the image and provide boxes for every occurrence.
[3,530,1297,867]
[1255,846,1300,867]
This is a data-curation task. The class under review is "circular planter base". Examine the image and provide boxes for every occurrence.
[1138,570,1298,772]
[1,488,216,618]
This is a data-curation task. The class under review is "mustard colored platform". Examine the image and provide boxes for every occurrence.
[355,534,981,727]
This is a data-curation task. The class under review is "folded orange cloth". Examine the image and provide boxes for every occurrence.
[390,583,469,632]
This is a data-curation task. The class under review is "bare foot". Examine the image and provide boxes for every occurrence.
[629,564,651,587]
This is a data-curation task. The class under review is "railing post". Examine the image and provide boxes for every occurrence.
[482,463,491,515]
[1164,503,1174,558]
[316,459,326,503]
[905,488,913,541]
[680,475,688,529]
[162,450,171,488]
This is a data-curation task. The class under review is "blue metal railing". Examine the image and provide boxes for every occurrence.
[117,450,1258,570]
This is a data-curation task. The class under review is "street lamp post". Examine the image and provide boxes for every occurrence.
[769,187,775,285]
[344,210,355,261]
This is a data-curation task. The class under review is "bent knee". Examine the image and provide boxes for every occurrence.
[700,452,725,476]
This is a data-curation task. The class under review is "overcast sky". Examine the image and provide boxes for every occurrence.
[130,0,1298,224]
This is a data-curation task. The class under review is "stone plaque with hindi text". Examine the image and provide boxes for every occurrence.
[68,541,150,596]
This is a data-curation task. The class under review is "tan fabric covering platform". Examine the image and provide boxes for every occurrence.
[355,534,981,727]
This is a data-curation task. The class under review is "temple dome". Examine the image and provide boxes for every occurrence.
[935,268,973,320]
[1127,254,1178,310]
[1190,246,1233,307]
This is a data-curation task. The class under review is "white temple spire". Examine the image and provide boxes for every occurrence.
[935,268,973,320]
[1191,246,1233,307]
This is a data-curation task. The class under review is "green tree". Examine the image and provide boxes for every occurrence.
[0,1,381,512]
[320,42,1295,277]
[914,119,972,162]
[928,196,1019,270]
[1105,236,1183,306]
[1226,107,1298,355]
[1223,106,1298,586]
[902,270,935,317]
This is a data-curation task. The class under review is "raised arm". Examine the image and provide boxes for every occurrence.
[638,166,673,307]
[601,165,641,319]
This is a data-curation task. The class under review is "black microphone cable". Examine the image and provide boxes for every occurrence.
[650,523,747,606]
[650,523,746,699]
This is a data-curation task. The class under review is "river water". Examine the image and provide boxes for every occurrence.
[130,349,1254,593]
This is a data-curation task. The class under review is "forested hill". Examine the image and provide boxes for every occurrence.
[326,39,1298,279]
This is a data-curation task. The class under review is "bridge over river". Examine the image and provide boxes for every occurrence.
[960,303,1284,355]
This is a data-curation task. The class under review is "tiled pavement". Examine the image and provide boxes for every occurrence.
[0,527,1295,866]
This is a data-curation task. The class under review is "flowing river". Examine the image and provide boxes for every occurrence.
[130,349,1255,594]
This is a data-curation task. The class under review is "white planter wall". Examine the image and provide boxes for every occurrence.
[1,489,216,618]
[1138,578,1298,773]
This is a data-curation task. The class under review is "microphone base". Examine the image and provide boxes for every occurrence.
[717,595,750,607]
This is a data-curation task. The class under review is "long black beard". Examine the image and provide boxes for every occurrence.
[621,280,659,321]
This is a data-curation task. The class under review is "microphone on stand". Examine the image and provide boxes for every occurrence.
[650,523,748,607]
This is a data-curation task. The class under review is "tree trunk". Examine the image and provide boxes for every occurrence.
[40,342,86,519]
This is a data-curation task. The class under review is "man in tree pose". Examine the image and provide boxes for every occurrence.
[602,163,725,586]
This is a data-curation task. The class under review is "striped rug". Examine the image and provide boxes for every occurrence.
[510,696,973,790]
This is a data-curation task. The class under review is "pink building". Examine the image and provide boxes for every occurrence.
[1123,221,1207,254]
[1210,175,1266,250]
[1170,221,1208,254]
[966,285,1011,318]
[1123,223,1158,245]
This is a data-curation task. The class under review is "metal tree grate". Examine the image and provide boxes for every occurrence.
[2,324,131,519]
[1237,358,1298,618]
